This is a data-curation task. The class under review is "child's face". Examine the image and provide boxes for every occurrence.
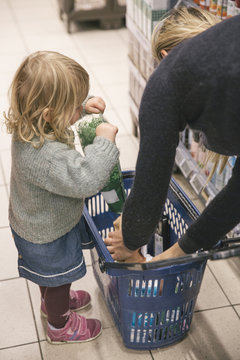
[69,105,83,125]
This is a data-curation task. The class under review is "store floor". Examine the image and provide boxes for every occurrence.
[0,1,240,359]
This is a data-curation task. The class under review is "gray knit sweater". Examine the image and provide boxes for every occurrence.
[9,136,119,244]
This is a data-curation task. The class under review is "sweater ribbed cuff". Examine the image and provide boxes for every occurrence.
[81,95,94,117]
[93,136,119,159]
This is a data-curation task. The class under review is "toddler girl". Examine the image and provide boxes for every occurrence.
[4,51,119,344]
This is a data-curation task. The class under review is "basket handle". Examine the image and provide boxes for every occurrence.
[207,244,240,260]
[98,244,240,272]
[221,237,240,246]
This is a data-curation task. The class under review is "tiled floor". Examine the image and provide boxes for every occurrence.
[0,1,239,359]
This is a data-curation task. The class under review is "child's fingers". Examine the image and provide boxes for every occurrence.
[88,106,101,113]
[89,98,106,113]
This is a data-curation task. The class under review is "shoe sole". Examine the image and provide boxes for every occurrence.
[41,301,91,319]
[46,327,102,345]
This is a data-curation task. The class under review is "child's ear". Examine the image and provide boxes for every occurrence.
[42,108,50,122]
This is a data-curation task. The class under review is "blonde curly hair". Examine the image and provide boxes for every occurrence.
[152,6,229,181]
[4,51,89,148]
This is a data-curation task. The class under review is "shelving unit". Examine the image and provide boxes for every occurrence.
[175,142,218,205]
[57,0,126,33]
[126,0,236,206]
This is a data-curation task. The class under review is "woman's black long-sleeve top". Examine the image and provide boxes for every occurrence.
[122,15,240,253]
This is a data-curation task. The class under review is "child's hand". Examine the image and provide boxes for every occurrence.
[85,96,105,114]
[96,123,118,143]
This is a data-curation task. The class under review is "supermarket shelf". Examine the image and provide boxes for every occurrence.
[129,94,139,118]
[128,57,147,90]
[128,94,218,205]
[126,1,219,207]
[126,15,151,52]
[175,142,218,205]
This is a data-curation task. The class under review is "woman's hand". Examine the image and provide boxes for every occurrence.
[149,242,186,262]
[85,96,106,114]
[104,230,136,261]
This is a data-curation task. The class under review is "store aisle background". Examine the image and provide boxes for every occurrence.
[0,0,240,359]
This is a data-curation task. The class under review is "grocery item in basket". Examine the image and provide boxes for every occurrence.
[77,114,126,213]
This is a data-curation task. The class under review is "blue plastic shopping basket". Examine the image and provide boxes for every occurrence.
[83,171,240,350]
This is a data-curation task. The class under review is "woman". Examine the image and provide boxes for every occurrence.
[105,8,240,262]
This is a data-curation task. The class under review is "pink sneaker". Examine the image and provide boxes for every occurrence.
[41,289,91,318]
[47,311,102,344]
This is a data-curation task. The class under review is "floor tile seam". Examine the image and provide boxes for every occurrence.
[233,306,240,320]
[149,349,155,359]
[0,276,20,283]
[102,324,118,330]
[194,304,237,313]
[0,340,40,352]
[207,264,236,306]
[0,224,9,230]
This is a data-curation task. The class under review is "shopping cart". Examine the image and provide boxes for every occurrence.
[83,171,240,350]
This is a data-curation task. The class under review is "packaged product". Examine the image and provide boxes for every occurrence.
[77,113,126,213]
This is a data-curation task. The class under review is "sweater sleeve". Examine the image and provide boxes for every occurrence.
[122,67,185,250]
[43,136,119,198]
[179,157,240,253]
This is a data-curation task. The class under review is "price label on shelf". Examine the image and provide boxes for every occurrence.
[175,147,185,166]
[189,173,206,195]
[179,159,194,178]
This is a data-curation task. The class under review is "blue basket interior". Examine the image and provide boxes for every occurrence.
[85,172,207,350]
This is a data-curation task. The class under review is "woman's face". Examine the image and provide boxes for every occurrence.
[69,105,83,125]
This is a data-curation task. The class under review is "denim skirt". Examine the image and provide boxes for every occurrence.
[11,216,95,287]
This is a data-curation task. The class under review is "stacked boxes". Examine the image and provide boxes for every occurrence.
[127,0,169,40]
[196,0,239,17]
[127,0,169,134]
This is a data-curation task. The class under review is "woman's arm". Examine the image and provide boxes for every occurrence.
[179,157,240,253]
[122,67,184,251]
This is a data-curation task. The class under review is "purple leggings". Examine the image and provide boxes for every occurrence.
[40,283,71,328]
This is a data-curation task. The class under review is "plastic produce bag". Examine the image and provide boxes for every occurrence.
[77,113,126,213]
